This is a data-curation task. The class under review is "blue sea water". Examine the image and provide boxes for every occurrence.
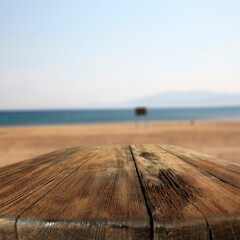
[0,107,240,126]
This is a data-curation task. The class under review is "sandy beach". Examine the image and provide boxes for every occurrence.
[0,120,239,168]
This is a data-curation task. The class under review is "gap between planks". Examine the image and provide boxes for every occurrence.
[129,146,154,240]
[130,145,212,240]
[131,144,240,240]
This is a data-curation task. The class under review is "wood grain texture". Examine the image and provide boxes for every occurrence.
[0,146,103,239]
[17,145,150,240]
[131,144,240,240]
[161,145,240,189]
[0,144,239,240]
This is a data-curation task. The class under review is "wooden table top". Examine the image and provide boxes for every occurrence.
[0,145,239,240]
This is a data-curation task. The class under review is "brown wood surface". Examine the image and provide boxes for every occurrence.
[0,144,239,240]
[0,145,150,240]
[131,145,240,240]
[0,146,101,239]
[161,145,240,189]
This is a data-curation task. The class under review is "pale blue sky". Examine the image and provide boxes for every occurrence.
[0,0,240,109]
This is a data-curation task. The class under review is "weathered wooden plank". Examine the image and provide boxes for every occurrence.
[161,145,240,189]
[17,145,150,240]
[0,146,100,239]
[0,149,68,178]
[131,144,240,240]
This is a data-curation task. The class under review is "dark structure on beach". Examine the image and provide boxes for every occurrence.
[135,107,147,124]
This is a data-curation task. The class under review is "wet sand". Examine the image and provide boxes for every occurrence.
[0,121,239,168]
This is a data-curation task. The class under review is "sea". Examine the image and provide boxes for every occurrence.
[0,107,240,126]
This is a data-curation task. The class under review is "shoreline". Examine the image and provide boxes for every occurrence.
[1,117,240,129]
[0,120,239,168]
[1,106,240,127]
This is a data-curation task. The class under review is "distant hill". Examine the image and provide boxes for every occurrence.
[122,91,240,108]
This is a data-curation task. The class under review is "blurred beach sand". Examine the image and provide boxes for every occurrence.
[0,121,239,168]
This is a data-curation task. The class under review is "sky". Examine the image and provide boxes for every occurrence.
[0,0,240,109]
